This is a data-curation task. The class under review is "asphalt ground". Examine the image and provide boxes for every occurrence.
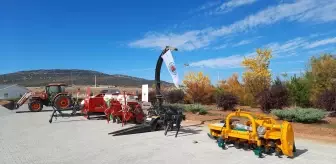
[1,105,336,164]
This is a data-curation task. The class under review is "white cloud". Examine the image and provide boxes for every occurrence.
[263,37,309,56]
[307,47,335,55]
[214,0,258,14]
[128,30,213,51]
[305,37,336,49]
[189,36,334,69]
[129,0,336,51]
[189,0,222,14]
[273,60,305,64]
[189,52,255,68]
[233,39,253,47]
[214,44,228,50]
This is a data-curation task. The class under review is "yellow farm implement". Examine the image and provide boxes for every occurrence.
[207,109,296,158]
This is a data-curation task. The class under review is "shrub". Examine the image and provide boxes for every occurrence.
[271,108,327,123]
[257,82,289,113]
[136,92,142,101]
[216,92,238,111]
[148,90,157,104]
[316,88,336,112]
[256,89,272,113]
[269,82,289,109]
[184,104,208,114]
[183,72,214,104]
[165,89,185,103]
[198,108,208,115]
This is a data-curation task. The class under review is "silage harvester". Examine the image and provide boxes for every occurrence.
[207,109,296,158]
[108,46,185,137]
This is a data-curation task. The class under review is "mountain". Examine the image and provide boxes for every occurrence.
[0,69,173,87]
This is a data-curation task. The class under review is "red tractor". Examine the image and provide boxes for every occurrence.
[15,83,72,112]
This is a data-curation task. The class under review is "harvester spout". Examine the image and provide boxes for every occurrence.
[108,123,153,136]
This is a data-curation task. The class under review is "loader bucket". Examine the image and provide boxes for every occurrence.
[1,101,16,110]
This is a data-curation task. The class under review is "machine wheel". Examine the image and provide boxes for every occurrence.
[234,141,241,149]
[243,143,249,151]
[54,95,71,110]
[149,118,159,131]
[28,100,43,112]
[275,148,283,157]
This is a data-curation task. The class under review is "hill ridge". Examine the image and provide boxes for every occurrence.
[0,69,172,87]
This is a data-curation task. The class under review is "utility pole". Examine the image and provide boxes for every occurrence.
[94,75,97,88]
[70,71,73,86]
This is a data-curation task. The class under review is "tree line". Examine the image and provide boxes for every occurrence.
[140,49,335,118]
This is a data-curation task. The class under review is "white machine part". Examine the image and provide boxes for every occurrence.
[234,123,253,131]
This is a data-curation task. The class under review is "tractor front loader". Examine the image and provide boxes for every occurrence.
[13,83,72,112]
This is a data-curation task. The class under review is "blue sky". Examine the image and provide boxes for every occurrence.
[1,0,336,85]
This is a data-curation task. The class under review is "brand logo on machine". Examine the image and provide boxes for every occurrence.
[168,62,177,75]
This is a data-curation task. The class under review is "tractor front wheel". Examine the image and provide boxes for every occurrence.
[28,100,43,112]
[54,95,71,110]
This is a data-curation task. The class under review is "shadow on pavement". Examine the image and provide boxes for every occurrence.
[292,148,308,158]
[166,128,203,137]
[16,110,53,113]
[51,119,88,123]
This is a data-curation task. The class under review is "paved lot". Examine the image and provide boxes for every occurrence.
[1,105,336,164]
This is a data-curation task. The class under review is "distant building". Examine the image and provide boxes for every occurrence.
[0,84,29,99]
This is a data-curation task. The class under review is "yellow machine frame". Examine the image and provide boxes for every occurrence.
[208,109,295,158]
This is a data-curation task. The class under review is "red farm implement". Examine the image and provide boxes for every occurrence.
[49,87,145,125]
[104,91,145,126]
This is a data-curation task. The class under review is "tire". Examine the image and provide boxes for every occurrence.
[53,95,71,110]
[234,141,241,149]
[28,100,43,112]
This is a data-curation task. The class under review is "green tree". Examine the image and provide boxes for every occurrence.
[286,74,311,107]
[308,54,336,103]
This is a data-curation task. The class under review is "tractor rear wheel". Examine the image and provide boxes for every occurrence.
[28,100,43,112]
[54,95,71,110]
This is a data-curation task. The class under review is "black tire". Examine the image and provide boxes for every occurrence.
[150,119,158,131]
[243,143,249,151]
[53,95,71,110]
[28,100,43,112]
[234,141,241,149]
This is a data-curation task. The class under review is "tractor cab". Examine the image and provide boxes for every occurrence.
[45,83,67,101]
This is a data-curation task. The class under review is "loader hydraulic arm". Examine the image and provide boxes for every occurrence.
[15,92,32,109]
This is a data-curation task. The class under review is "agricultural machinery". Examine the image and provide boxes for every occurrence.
[207,109,296,158]
[49,86,146,124]
[108,46,185,137]
[13,83,72,112]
